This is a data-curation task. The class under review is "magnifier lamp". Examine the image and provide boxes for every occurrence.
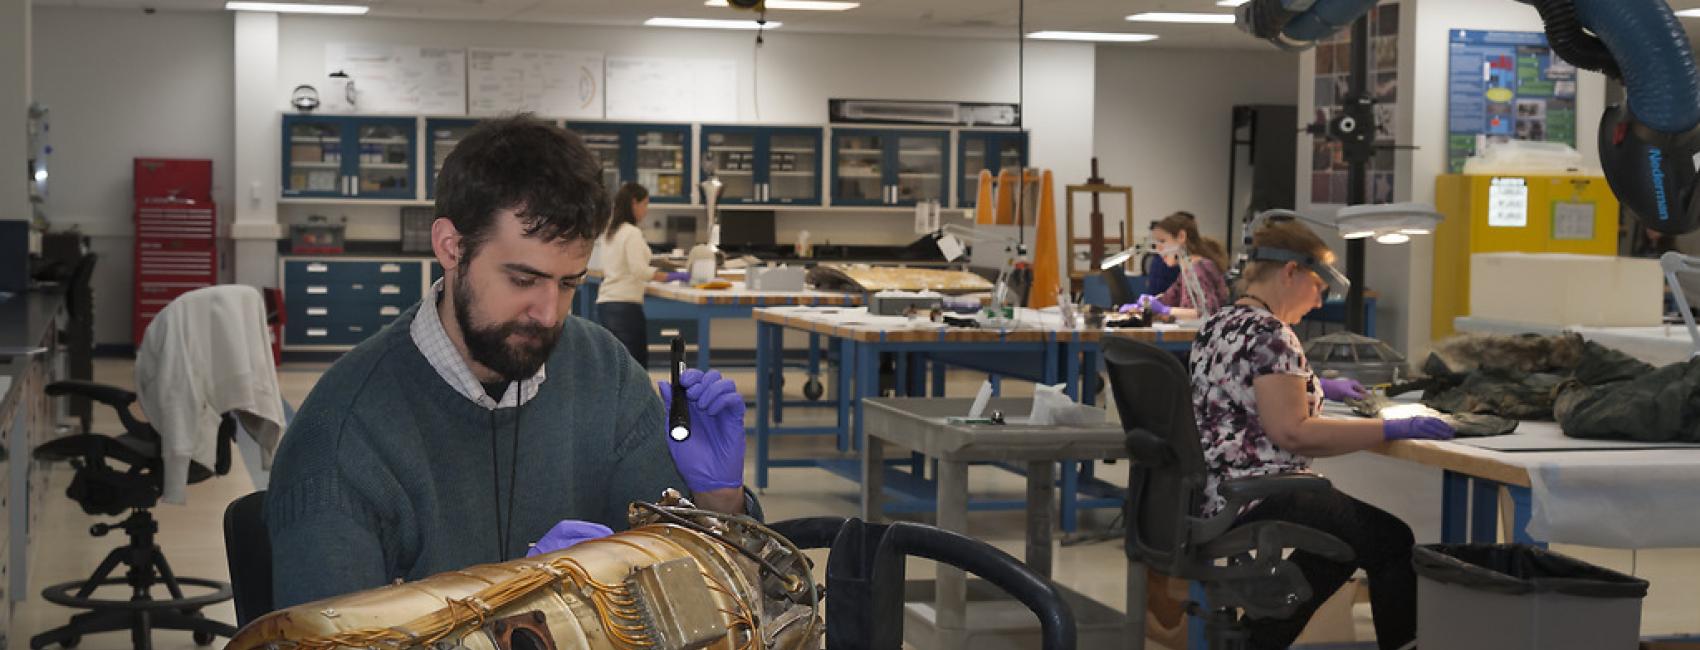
[1242,202,1443,336]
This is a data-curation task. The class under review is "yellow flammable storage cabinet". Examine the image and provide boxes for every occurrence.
[1431,174,1619,339]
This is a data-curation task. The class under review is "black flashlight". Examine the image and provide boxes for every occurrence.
[668,337,691,442]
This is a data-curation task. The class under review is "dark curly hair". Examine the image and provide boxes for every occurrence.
[434,113,610,261]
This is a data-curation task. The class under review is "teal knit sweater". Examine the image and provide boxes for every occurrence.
[265,304,693,608]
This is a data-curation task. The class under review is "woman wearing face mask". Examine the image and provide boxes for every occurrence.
[1129,213,1232,320]
[1190,218,1454,650]
[1141,211,1195,296]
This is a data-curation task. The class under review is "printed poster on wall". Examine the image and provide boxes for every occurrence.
[1446,30,1577,172]
[325,43,467,115]
[1310,2,1398,205]
[469,48,604,118]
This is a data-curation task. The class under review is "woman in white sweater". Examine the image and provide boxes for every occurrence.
[597,182,686,366]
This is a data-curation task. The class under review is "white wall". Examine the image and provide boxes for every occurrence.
[1094,46,1300,246]
[1,0,29,225]
[32,7,235,345]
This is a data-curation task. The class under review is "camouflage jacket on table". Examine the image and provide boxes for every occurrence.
[1394,332,1700,442]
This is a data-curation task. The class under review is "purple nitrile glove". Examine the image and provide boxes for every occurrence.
[664,271,691,282]
[1117,303,1140,314]
[1138,294,1171,317]
[1383,417,1456,441]
[526,520,613,557]
[1319,377,1367,402]
[657,369,746,493]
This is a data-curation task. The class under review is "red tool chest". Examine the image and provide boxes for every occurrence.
[133,158,218,347]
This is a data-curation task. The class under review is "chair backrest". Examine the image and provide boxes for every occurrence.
[223,491,273,628]
[1102,337,1209,573]
[1100,266,1140,307]
[66,252,98,326]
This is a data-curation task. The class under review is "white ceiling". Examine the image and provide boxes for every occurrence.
[29,0,1287,49]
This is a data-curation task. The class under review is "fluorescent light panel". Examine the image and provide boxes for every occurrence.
[1679,8,1700,17]
[1216,0,1251,6]
[1126,12,1237,24]
[645,17,781,29]
[225,1,368,13]
[703,0,858,10]
[1028,31,1159,43]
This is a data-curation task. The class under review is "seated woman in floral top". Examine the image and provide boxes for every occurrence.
[1188,218,1454,650]
[1132,213,1232,320]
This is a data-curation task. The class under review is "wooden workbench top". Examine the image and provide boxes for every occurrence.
[752,305,1199,344]
[644,281,863,306]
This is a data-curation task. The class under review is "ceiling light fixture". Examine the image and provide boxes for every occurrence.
[225,1,368,13]
[1027,31,1159,42]
[1126,12,1237,24]
[1215,0,1251,6]
[704,0,857,10]
[1677,8,1700,17]
[645,17,782,29]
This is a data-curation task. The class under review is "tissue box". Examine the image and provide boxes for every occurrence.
[747,265,806,291]
[1469,253,1661,328]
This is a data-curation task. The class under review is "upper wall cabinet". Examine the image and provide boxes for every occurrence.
[425,118,484,200]
[283,115,418,200]
[566,122,693,204]
[957,130,1028,209]
[831,128,949,207]
[700,126,824,206]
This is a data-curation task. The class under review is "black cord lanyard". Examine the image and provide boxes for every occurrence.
[1241,294,1274,314]
[489,380,523,561]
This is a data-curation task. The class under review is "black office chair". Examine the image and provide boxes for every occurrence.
[769,517,1076,650]
[29,381,239,650]
[50,253,98,433]
[222,491,271,628]
[1102,338,1353,649]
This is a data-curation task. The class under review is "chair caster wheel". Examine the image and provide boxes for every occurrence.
[194,631,217,646]
[60,635,82,649]
[803,377,824,401]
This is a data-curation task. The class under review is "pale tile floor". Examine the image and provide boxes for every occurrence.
[11,357,1700,650]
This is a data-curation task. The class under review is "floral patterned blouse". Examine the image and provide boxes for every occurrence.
[1188,303,1322,517]
[1158,258,1231,315]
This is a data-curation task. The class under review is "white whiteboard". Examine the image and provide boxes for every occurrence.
[605,56,737,122]
[325,43,466,114]
[469,48,603,118]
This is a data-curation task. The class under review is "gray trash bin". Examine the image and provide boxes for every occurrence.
[1414,544,1649,650]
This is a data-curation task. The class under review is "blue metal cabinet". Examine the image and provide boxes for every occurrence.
[701,126,823,206]
[283,116,419,200]
[425,118,483,200]
[281,257,428,350]
[957,130,1028,208]
[565,122,693,203]
[832,128,949,207]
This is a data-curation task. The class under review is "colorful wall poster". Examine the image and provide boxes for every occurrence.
[1310,2,1399,205]
[1446,30,1578,172]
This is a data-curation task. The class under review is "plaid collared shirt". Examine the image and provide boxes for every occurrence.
[409,279,545,410]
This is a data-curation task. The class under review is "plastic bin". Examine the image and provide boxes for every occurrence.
[1415,544,1649,650]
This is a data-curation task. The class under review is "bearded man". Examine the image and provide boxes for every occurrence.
[265,115,752,607]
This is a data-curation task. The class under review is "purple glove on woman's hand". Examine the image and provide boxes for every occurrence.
[1319,377,1367,402]
[527,520,613,557]
[664,271,691,282]
[1138,294,1171,316]
[658,369,746,493]
[1383,417,1456,441]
